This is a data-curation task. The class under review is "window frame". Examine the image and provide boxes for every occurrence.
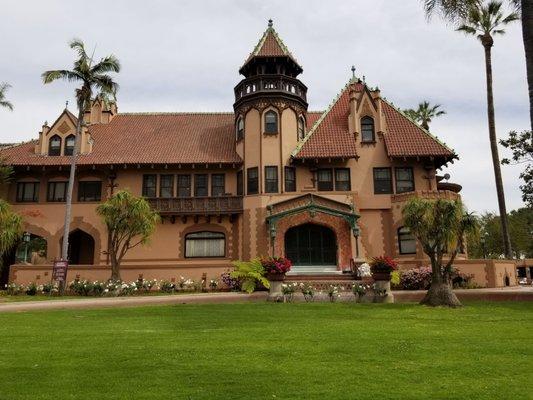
[64,134,76,156]
[159,174,175,198]
[297,116,306,140]
[211,174,225,197]
[78,181,102,202]
[398,226,417,255]
[184,231,226,258]
[264,166,279,194]
[142,174,157,198]
[47,181,68,202]
[395,167,415,194]
[16,182,39,203]
[264,110,278,134]
[177,174,191,198]
[48,135,62,156]
[361,116,375,143]
[247,167,259,195]
[194,174,208,197]
[236,117,244,141]
[373,167,393,194]
[317,168,333,191]
[334,168,351,191]
[284,166,296,192]
[237,170,243,196]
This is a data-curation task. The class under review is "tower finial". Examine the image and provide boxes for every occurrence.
[351,65,356,78]
[65,100,69,110]
[268,19,273,28]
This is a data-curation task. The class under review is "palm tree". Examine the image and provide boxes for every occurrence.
[422,0,532,132]
[42,39,120,265]
[404,101,446,130]
[455,1,518,259]
[0,83,13,111]
[0,200,23,258]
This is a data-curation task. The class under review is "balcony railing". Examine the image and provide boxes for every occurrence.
[147,196,243,215]
[234,74,307,104]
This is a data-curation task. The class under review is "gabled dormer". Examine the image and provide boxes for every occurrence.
[84,95,117,125]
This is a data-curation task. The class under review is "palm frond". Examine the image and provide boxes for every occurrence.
[41,70,82,84]
[91,55,121,74]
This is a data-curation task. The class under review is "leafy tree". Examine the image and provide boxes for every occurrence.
[230,258,270,293]
[42,39,120,264]
[96,190,159,281]
[404,101,446,130]
[0,83,13,111]
[402,198,478,307]
[500,130,533,207]
[0,200,23,258]
[454,1,518,258]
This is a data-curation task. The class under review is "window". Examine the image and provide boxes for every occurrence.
[47,181,67,202]
[335,168,351,191]
[297,116,305,140]
[237,170,243,196]
[284,166,296,192]
[211,174,225,196]
[194,174,208,197]
[398,227,416,254]
[236,117,244,141]
[64,135,75,156]
[373,168,392,194]
[264,166,278,193]
[16,182,39,202]
[177,175,191,197]
[48,135,61,156]
[159,175,174,198]
[185,231,225,258]
[142,175,157,197]
[395,167,415,193]
[264,110,278,134]
[78,181,102,202]
[361,116,375,142]
[317,169,333,191]
[247,167,259,195]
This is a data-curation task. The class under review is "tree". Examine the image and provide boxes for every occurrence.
[404,101,446,130]
[0,200,23,259]
[42,39,120,264]
[500,130,533,207]
[403,198,478,307]
[455,1,518,259]
[0,83,13,111]
[96,190,159,281]
[422,0,532,132]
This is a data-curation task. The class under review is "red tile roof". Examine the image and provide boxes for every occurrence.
[1,113,242,166]
[382,101,455,158]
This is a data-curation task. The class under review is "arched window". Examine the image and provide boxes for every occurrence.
[264,110,278,134]
[48,135,61,156]
[236,117,244,141]
[64,135,75,156]
[297,116,306,140]
[398,227,416,255]
[185,231,225,258]
[361,116,375,143]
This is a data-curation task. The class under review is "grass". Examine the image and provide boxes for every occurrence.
[0,302,531,400]
[0,291,198,303]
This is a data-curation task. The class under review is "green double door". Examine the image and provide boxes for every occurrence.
[285,223,337,266]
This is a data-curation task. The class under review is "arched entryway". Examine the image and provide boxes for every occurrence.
[62,230,95,265]
[285,224,337,267]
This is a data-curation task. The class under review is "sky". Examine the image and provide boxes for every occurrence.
[0,0,528,213]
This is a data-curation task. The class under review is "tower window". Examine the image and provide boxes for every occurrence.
[284,167,296,192]
[361,116,375,142]
[264,110,278,134]
[247,167,259,195]
[64,135,76,156]
[297,116,306,140]
[48,135,62,156]
[264,166,278,193]
[236,117,244,141]
[398,227,416,254]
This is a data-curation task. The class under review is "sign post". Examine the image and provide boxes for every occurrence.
[52,259,69,295]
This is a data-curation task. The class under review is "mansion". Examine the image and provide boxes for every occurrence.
[1,21,476,285]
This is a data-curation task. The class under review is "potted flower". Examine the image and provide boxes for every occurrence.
[261,257,292,281]
[369,256,398,281]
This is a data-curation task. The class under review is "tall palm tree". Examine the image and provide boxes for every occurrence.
[422,0,532,131]
[456,1,519,259]
[42,39,120,265]
[404,101,446,130]
[0,83,13,111]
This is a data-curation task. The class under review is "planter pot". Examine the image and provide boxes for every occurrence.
[266,273,286,282]
[372,271,391,281]
[373,280,394,304]
[266,273,286,302]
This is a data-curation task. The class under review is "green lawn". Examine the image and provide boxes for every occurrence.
[0,302,531,399]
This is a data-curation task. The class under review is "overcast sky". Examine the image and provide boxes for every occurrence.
[0,0,528,213]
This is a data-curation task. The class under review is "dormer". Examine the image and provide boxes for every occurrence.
[84,96,117,125]
[347,79,385,144]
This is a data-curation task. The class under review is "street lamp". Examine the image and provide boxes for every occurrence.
[22,232,31,263]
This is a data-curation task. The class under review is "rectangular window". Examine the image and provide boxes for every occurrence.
[47,181,67,202]
[395,167,415,194]
[284,167,296,192]
[264,166,278,193]
[159,175,174,198]
[373,168,392,194]
[335,168,351,191]
[237,170,243,196]
[247,167,259,195]
[177,175,191,197]
[78,181,102,202]
[142,174,157,197]
[317,169,333,191]
[185,232,225,258]
[194,174,208,197]
[16,182,39,203]
[211,174,225,196]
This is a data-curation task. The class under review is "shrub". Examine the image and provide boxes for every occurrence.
[221,271,241,291]
[299,283,314,302]
[159,280,175,293]
[400,267,432,290]
[281,282,298,303]
[451,269,477,289]
[327,285,340,302]
[25,283,37,296]
[230,259,270,294]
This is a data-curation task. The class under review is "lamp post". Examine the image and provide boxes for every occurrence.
[22,232,31,263]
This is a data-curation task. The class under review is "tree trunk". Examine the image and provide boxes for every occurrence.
[522,0,533,131]
[110,251,121,281]
[483,41,513,259]
[420,282,462,307]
